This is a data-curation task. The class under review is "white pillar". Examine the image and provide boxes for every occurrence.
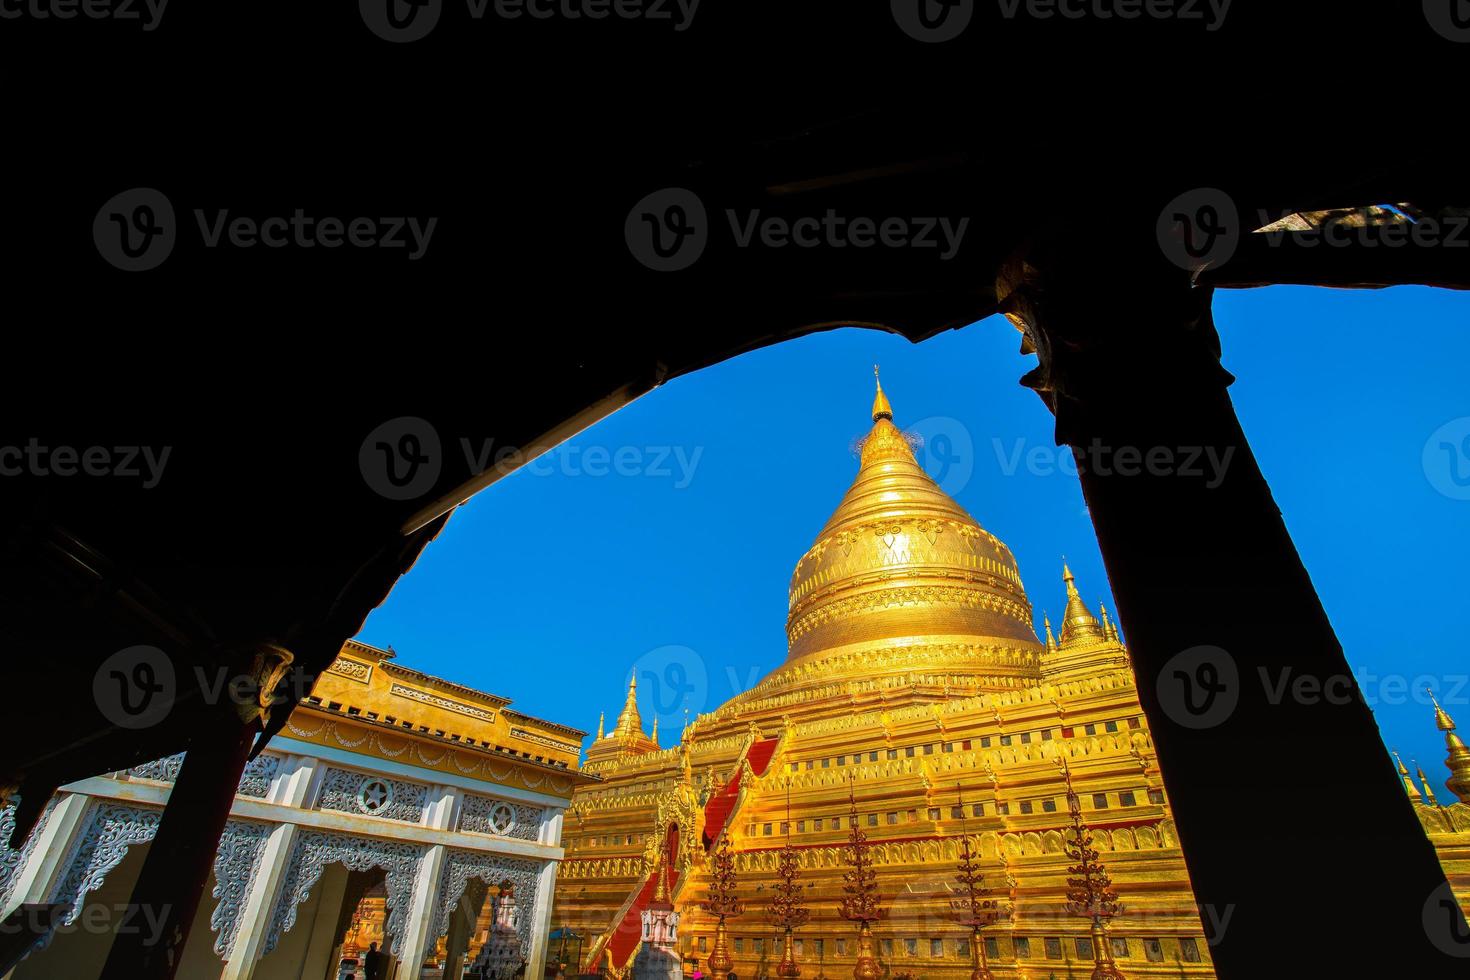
[393,785,458,976]
[221,755,319,980]
[524,859,559,980]
[394,844,447,977]
[2,793,93,914]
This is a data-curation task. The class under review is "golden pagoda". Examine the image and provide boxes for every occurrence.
[1398,691,1470,915]
[554,374,1216,978]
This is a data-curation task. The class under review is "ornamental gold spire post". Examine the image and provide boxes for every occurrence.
[951,784,1006,980]
[701,832,743,978]
[1062,766,1125,980]
[838,773,883,980]
[1428,687,1470,803]
[768,783,810,978]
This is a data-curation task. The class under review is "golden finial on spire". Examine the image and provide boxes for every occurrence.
[871,364,893,422]
[1428,688,1470,803]
[1393,749,1422,801]
[1415,760,1440,806]
[1429,687,1457,731]
[651,714,660,746]
[1043,613,1057,652]
[597,711,605,739]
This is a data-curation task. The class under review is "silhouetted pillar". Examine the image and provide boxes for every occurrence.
[100,644,294,980]
[997,229,1467,976]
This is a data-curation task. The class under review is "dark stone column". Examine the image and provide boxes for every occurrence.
[997,231,1467,975]
[99,644,294,980]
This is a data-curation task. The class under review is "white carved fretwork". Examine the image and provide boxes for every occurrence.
[0,799,58,912]
[209,820,273,957]
[431,850,543,957]
[237,754,281,799]
[460,794,542,841]
[265,831,425,956]
[316,767,428,824]
[48,802,161,925]
[126,754,185,783]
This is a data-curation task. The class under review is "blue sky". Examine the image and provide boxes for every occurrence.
[359,285,1469,794]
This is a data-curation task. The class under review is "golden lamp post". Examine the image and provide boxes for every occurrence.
[768,784,810,978]
[837,774,883,980]
[701,832,743,977]
[950,785,1009,980]
[1062,766,1126,980]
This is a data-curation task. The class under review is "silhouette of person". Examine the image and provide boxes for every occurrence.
[363,941,383,980]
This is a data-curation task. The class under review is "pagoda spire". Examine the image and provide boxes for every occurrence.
[1059,561,1105,647]
[612,672,643,737]
[651,715,659,746]
[1428,688,1470,802]
[1414,760,1440,806]
[1392,750,1422,802]
[1043,613,1057,653]
[597,711,605,740]
[1099,602,1119,643]
[871,364,893,421]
